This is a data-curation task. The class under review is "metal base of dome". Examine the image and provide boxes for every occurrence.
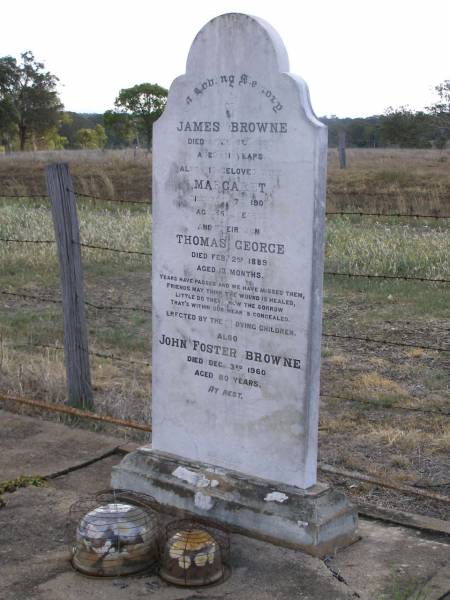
[112,448,359,558]
[71,555,157,578]
[159,565,231,587]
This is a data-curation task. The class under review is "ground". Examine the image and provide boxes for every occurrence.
[0,410,449,600]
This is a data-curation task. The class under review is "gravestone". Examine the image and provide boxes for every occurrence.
[113,12,358,555]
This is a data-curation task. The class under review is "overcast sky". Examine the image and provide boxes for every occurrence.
[1,0,448,117]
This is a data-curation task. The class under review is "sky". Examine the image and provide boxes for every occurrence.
[1,0,448,118]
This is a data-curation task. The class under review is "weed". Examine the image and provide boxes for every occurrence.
[0,474,46,509]
[389,455,410,469]
[0,474,46,494]
[378,571,428,600]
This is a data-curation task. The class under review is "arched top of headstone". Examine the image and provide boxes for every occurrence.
[186,13,290,75]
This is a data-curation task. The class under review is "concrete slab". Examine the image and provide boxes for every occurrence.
[0,485,354,600]
[418,565,450,600]
[0,411,449,600]
[0,409,123,480]
[331,519,450,600]
[34,536,357,600]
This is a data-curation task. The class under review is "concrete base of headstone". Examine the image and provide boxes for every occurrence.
[111,448,359,557]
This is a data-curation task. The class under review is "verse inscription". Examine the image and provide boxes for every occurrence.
[186,73,284,113]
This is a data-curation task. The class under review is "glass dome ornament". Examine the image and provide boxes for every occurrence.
[69,489,159,577]
[159,519,230,587]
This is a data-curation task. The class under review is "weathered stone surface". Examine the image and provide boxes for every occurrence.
[151,12,327,489]
[112,449,359,557]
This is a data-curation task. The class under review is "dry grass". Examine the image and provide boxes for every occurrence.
[404,347,429,359]
[389,454,410,469]
[361,420,450,456]
[319,414,362,433]
[327,148,450,216]
[1,147,449,214]
[0,344,151,427]
[0,149,152,201]
[328,147,450,173]
[354,372,410,399]
[0,345,66,404]
[326,354,349,367]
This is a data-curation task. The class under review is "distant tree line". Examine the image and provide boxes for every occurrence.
[324,83,449,149]
[0,51,448,152]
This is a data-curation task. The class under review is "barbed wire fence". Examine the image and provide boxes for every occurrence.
[1,181,449,396]
[1,168,449,513]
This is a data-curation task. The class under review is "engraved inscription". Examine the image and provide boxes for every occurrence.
[152,13,326,488]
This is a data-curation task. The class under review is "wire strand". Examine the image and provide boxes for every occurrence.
[1,193,449,218]
[68,189,151,205]
[323,332,449,352]
[3,291,447,352]
[325,210,450,219]
[320,392,450,416]
[3,240,448,283]
[324,271,450,284]
[0,290,151,314]
[0,238,151,257]
[77,241,152,256]
[3,341,152,367]
[0,193,47,199]
[0,237,55,244]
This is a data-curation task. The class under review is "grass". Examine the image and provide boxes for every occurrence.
[354,372,410,403]
[323,276,450,321]
[327,147,450,216]
[362,418,450,455]
[0,147,449,515]
[0,195,153,424]
[326,216,450,279]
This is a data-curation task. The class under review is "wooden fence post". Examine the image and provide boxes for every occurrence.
[46,163,93,409]
[338,130,347,169]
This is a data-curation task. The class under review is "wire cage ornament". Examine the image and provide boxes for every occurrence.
[68,489,159,577]
[159,518,230,587]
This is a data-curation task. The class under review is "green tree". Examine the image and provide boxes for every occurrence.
[41,128,68,150]
[58,112,104,148]
[321,116,381,148]
[112,83,168,149]
[380,106,431,148]
[103,109,135,148]
[426,80,450,149]
[75,124,107,149]
[0,94,16,150]
[0,51,63,150]
[427,80,450,117]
